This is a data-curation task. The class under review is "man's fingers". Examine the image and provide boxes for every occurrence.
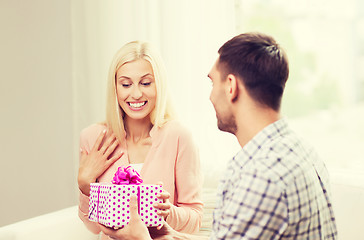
[129,195,140,219]
[98,224,116,237]
[156,222,165,230]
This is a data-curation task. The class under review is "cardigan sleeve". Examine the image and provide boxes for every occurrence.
[78,191,101,234]
[165,125,204,233]
[77,125,102,235]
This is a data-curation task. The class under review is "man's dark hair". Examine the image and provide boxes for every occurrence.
[218,32,289,111]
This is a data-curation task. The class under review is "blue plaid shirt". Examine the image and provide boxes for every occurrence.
[211,119,337,239]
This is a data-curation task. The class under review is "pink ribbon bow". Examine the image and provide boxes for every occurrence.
[112,166,143,185]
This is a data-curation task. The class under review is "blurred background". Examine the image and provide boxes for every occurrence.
[1,0,363,230]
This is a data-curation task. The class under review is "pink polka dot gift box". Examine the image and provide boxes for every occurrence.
[88,166,163,229]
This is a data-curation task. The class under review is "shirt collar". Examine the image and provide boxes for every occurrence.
[232,118,289,168]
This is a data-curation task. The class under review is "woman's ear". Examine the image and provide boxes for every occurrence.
[226,74,239,102]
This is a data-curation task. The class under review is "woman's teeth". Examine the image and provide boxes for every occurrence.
[129,102,146,108]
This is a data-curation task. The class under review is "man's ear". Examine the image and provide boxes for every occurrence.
[226,74,239,102]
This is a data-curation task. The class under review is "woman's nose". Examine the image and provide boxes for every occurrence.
[131,85,143,99]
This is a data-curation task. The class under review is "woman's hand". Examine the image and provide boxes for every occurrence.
[78,129,123,196]
[154,187,172,223]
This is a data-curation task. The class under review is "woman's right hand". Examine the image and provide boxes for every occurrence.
[78,129,124,196]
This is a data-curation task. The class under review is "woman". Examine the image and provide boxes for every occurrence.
[77,41,203,239]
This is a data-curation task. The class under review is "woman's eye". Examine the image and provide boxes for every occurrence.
[121,83,131,87]
[141,82,151,86]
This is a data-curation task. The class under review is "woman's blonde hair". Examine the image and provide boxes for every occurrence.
[106,41,175,143]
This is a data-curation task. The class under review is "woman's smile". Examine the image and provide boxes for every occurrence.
[128,101,148,111]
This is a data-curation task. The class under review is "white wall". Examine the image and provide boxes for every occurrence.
[0,0,237,227]
[0,0,76,226]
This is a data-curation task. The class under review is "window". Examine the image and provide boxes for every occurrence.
[235,0,364,172]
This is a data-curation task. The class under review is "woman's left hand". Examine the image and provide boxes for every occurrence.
[154,187,172,222]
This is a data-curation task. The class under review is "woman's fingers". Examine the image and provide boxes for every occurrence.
[103,136,119,158]
[154,189,171,220]
[80,148,86,159]
[93,129,107,152]
[154,202,170,210]
[99,132,116,154]
[108,151,124,165]
[78,128,124,191]
[154,201,170,219]
[79,129,122,178]
[99,132,123,170]
[157,210,170,219]
[104,152,124,171]
[92,129,120,159]
[157,191,170,202]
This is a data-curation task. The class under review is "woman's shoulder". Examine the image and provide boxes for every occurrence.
[159,120,194,140]
[80,122,107,139]
[162,120,188,132]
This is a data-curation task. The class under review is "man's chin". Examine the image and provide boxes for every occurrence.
[217,121,236,134]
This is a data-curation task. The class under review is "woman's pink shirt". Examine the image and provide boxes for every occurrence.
[78,120,203,236]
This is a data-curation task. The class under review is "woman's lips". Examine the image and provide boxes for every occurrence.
[127,101,147,111]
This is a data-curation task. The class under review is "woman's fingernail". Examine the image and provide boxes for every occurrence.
[80,148,83,153]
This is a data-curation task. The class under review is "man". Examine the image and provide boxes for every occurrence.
[99,32,338,239]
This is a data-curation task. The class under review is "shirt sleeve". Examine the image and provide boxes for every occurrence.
[210,169,288,239]
[166,127,204,233]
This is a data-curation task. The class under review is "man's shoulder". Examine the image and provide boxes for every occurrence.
[238,136,317,187]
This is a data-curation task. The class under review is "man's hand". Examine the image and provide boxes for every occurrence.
[99,195,151,240]
[148,222,177,240]
[149,223,207,240]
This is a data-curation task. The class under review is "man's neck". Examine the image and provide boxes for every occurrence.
[235,107,280,148]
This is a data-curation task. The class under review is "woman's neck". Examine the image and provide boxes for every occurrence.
[124,117,153,143]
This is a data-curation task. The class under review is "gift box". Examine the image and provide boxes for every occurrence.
[88,166,163,229]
